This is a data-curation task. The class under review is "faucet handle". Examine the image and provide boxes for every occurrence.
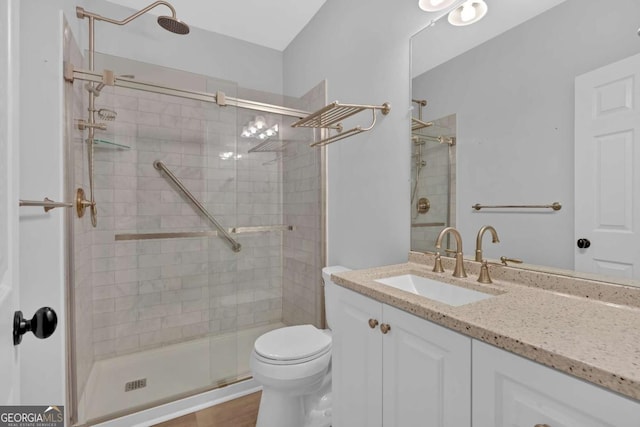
[500,256,523,266]
[432,252,445,273]
[477,260,492,284]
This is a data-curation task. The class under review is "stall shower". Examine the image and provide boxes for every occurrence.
[64,15,325,425]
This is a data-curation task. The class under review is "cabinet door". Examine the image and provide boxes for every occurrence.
[382,304,471,427]
[332,285,383,427]
[473,340,640,427]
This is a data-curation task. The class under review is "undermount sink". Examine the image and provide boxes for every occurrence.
[375,274,494,306]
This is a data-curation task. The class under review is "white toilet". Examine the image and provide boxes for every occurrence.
[250,266,350,427]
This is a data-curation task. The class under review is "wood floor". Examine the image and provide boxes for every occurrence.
[153,391,261,427]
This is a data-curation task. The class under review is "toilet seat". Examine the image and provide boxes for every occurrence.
[254,325,331,365]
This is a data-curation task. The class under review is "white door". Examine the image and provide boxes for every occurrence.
[0,0,20,404]
[575,52,640,278]
[382,304,471,427]
[331,285,383,427]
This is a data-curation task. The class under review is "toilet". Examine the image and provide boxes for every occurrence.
[250,266,350,427]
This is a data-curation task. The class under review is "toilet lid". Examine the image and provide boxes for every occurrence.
[254,325,331,362]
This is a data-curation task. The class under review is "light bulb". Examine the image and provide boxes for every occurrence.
[241,127,251,138]
[460,3,475,22]
[265,128,275,137]
[448,0,487,26]
[258,133,267,140]
[248,122,257,134]
[254,116,266,129]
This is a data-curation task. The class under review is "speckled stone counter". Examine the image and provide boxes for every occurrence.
[331,252,640,402]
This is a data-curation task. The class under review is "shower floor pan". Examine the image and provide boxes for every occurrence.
[79,322,284,423]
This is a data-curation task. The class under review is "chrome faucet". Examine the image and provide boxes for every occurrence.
[475,225,500,262]
[435,227,467,278]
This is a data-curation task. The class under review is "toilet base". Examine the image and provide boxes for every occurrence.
[256,378,331,427]
[256,388,304,427]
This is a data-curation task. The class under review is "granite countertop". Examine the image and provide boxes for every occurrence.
[331,252,640,402]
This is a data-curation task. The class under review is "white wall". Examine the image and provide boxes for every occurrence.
[283,0,430,269]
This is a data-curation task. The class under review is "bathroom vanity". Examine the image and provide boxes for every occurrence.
[330,253,640,427]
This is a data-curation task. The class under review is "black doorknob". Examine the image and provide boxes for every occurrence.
[13,307,58,346]
[577,238,591,249]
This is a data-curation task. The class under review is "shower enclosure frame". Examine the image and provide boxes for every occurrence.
[64,56,328,427]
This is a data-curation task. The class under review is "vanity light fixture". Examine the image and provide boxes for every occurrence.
[241,115,279,141]
[448,0,488,26]
[418,0,458,12]
[419,0,488,27]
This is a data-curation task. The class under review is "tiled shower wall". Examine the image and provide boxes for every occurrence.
[410,115,456,252]
[71,72,297,364]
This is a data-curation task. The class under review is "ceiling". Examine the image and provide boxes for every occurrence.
[105,0,567,62]
[104,0,327,51]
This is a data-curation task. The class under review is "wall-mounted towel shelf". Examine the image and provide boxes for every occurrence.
[291,101,391,147]
[411,117,433,132]
[472,202,562,211]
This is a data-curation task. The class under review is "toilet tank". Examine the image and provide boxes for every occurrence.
[322,266,351,330]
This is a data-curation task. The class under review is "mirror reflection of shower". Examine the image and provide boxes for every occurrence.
[410,109,457,253]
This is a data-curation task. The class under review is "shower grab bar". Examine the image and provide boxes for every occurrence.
[472,202,562,211]
[153,160,242,253]
[19,198,74,212]
[114,225,294,241]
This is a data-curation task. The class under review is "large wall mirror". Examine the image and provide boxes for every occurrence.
[411,0,640,285]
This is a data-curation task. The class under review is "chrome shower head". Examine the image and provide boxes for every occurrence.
[157,15,190,35]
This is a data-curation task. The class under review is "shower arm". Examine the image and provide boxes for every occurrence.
[77,1,180,71]
[76,2,178,28]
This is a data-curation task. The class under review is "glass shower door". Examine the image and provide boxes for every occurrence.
[69,52,243,423]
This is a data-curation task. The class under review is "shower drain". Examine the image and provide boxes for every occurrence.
[124,378,147,392]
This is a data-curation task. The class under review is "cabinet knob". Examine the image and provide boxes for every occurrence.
[368,318,379,329]
[534,424,551,427]
[380,323,391,334]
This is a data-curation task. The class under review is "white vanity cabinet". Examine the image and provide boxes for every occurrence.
[472,340,640,427]
[331,284,471,427]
